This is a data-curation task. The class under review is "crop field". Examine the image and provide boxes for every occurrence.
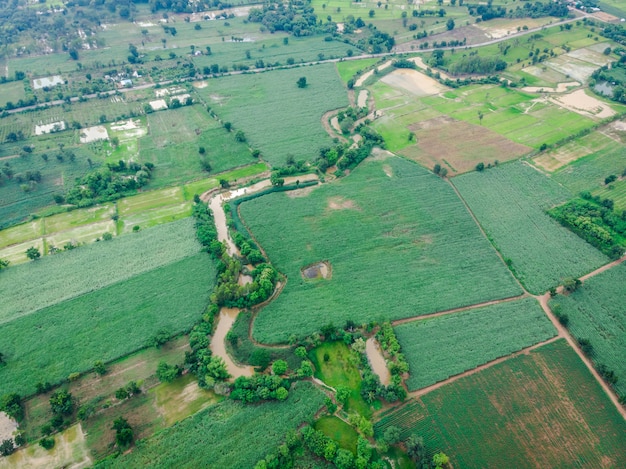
[550,263,626,396]
[395,298,557,391]
[0,218,201,324]
[241,155,521,344]
[0,80,26,107]
[314,416,359,453]
[138,105,255,187]
[533,131,618,173]
[194,64,349,166]
[453,162,608,293]
[0,252,215,396]
[181,162,268,200]
[96,381,325,468]
[375,340,626,468]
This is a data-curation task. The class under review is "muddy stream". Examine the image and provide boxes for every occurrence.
[205,174,319,379]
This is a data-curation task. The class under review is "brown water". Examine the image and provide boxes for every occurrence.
[210,308,254,379]
[365,337,391,386]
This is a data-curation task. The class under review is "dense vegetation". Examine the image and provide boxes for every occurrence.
[395,298,557,391]
[548,195,626,259]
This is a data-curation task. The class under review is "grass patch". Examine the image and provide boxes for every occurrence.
[336,58,380,84]
[396,298,557,391]
[453,161,608,293]
[94,381,325,468]
[375,339,626,468]
[242,155,521,344]
[314,416,358,453]
[181,162,269,200]
[195,63,349,167]
[310,342,371,417]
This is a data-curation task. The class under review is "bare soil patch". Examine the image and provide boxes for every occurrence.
[80,126,108,143]
[357,90,368,108]
[380,68,445,97]
[592,11,619,22]
[365,338,390,386]
[32,75,63,90]
[400,116,530,174]
[522,81,580,93]
[551,89,616,119]
[34,121,65,135]
[149,99,167,111]
[301,261,331,280]
[0,412,17,442]
[327,196,359,211]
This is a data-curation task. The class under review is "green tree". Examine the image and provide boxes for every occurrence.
[39,437,55,450]
[0,393,23,421]
[112,417,134,447]
[26,246,41,260]
[383,425,402,445]
[235,130,246,143]
[563,277,581,293]
[270,173,285,187]
[297,77,307,88]
[446,18,455,30]
[272,360,288,376]
[0,439,14,456]
[433,452,450,469]
[206,356,230,380]
[0,259,9,270]
[336,386,350,406]
[49,390,73,415]
[276,387,289,401]
[156,361,180,383]
[115,387,130,400]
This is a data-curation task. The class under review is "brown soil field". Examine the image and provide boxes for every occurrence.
[400,116,531,174]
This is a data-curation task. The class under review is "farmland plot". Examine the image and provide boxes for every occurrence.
[375,340,626,468]
[195,64,349,167]
[395,297,557,391]
[0,253,215,396]
[453,162,608,293]
[550,263,626,396]
[241,156,521,344]
[95,382,324,469]
[0,218,201,325]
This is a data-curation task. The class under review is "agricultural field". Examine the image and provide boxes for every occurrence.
[375,340,626,468]
[453,161,608,293]
[0,219,217,396]
[395,298,557,391]
[335,58,380,84]
[194,64,349,166]
[314,416,359,454]
[241,155,521,344]
[95,382,325,468]
[137,105,255,187]
[550,263,626,396]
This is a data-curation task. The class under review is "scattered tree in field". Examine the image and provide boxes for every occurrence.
[200,158,212,173]
[156,361,180,383]
[477,110,484,124]
[433,452,450,469]
[272,360,288,376]
[49,390,73,415]
[39,437,55,450]
[296,77,307,88]
[0,352,4,365]
[26,246,41,260]
[102,232,113,241]
[475,162,485,172]
[115,387,130,400]
[335,386,350,406]
[563,277,581,293]
[0,393,23,421]
[0,439,15,456]
[382,425,402,445]
[112,417,134,447]
[270,173,285,187]
[150,328,170,348]
[577,337,593,356]
[235,130,246,143]
[224,122,232,132]
[406,435,428,467]
[446,18,455,30]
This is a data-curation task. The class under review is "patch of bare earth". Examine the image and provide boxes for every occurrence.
[400,116,530,174]
[551,89,615,119]
[0,413,17,442]
[327,196,359,211]
[380,68,445,97]
[365,338,390,386]
[301,261,331,280]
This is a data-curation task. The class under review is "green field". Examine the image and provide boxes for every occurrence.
[0,252,215,397]
[195,64,349,166]
[453,162,608,293]
[375,340,626,468]
[241,155,521,344]
[550,263,626,396]
[138,105,255,187]
[314,416,359,453]
[395,298,557,391]
[336,58,380,84]
[95,381,325,468]
[0,219,201,324]
[310,341,370,417]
